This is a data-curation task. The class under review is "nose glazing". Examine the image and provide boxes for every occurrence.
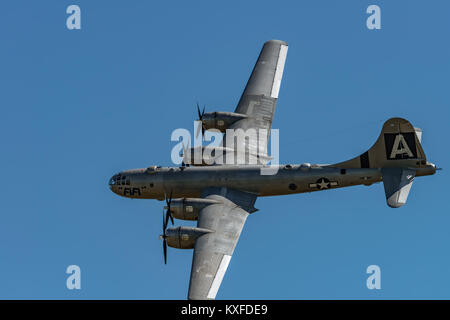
[108,173,120,189]
[108,173,132,190]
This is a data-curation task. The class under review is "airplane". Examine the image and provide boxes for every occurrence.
[109,40,438,300]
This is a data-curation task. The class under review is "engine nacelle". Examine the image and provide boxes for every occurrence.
[167,198,221,220]
[165,226,213,249]
[201,111,248,132]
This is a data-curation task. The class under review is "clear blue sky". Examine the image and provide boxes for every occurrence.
[1,0,449,299]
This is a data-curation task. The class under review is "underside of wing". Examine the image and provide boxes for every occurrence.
[219,40,288,164]
[187,188,257,300]
[236,40,288,107]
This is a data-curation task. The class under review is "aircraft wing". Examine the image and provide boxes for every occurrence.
[222,40,288,160]
[187,41,287,298]
[187,187,257,300]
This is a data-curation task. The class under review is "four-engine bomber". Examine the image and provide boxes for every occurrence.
[109,39,438,300]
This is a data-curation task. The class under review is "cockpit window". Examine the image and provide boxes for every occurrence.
[109,174,122,186]
[110,174,132,187]
[109,178,115,185]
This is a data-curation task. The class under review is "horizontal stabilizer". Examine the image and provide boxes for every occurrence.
[381,168,416,208]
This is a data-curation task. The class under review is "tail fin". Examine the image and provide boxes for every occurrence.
[329,117,435,208]
[330,117,426,169]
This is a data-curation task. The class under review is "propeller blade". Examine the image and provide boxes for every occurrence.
[164,191,174,226]
[163,237,167,264]
[181,139,190,159]
[168,191,174,225]
[197,103,202,119]
[162,209,167,232]
[165,210,170,229]
[195,120,203,138]
[196,102,206,139]
[161,210,168,265]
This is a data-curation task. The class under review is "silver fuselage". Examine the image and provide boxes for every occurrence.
[108,164,435,201]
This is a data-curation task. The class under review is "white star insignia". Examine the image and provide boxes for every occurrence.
[317,179,330,189]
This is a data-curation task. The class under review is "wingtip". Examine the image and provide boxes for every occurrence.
[265,39,288,46]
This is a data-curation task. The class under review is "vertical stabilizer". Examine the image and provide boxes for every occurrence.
[328,117,436,208]
[329,117,427,169]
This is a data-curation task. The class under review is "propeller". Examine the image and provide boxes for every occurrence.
[195,102,206,138]
[181,139,190,166]
[160,209,168,264]
[160,192,174,264]
[164,191,174,226]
